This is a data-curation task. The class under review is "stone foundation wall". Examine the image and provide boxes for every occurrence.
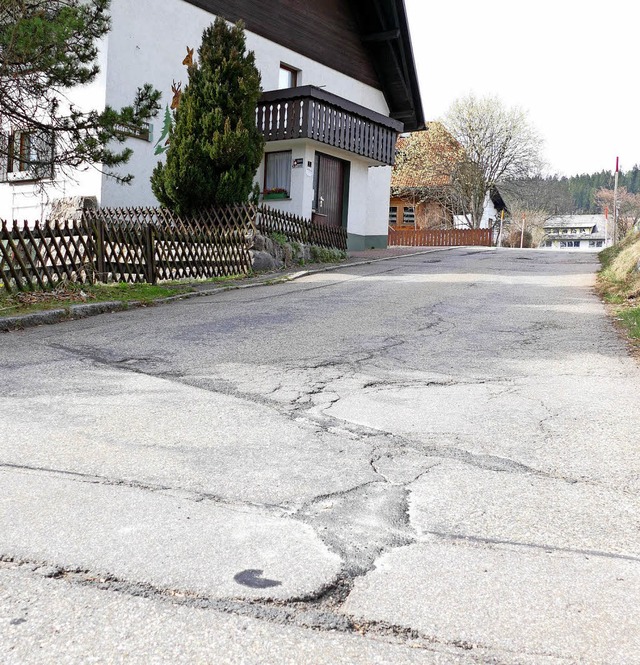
[250,233,312,272]
[49,196,98,222]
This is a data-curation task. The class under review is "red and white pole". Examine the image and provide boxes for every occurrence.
[613,157,619,245]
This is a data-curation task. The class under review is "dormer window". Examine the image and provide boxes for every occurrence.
[278,64,299,89]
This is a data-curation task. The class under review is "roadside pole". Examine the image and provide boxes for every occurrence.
[520,214,526,249]
[613,157,619,245]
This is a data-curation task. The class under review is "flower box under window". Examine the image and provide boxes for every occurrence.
[263,188,289,200]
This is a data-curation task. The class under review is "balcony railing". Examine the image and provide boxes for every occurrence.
[256,86,403,166]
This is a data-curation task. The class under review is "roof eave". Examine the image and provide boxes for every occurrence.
[394,0,425,131]
[348,0,425,132]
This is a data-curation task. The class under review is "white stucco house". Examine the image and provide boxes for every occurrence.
[540,214,608,251]
[0,0,424,250]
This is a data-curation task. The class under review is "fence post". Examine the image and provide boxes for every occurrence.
[94,217,105,282]
[4,222,31,291]
[0,221,23,292]
[145,224,156,284]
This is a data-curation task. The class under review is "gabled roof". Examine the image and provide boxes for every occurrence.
[391,122,463,191]
[550,233,605,240]
[183,0,424,131]
[543,214,606,230]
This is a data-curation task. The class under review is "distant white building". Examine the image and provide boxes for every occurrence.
[453,188,507,230]
[540,214,608,251]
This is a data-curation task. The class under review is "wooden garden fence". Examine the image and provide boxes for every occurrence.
[388,226,493,248]
[256,205,348,251]
[0,204,348,294]
[0,205,254,293]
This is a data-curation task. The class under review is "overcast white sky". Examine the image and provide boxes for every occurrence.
[404,0,639,177]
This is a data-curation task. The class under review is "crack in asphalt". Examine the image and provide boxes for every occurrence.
[36,341,609,489]
[35,334,638,635]
[425,531,640,564]
[0,463,291,516]
[0,556,543,664]
[40,341,633,476]
[362,376,510,393]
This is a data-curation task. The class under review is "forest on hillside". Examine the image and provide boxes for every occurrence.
[506,165,640,215]
[566,166,640,212]
[498,165,640,246]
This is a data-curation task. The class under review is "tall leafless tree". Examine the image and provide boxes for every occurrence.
[443,94,544,227]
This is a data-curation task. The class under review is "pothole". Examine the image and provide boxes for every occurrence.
[297,481,416,577]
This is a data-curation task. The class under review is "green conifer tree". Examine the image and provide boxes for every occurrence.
[0,0,161,182]
[151,18,264,215]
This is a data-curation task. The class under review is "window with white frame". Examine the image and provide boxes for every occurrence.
[264,151,291,196]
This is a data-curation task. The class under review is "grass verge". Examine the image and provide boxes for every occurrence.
[0,276,243,318]
[619,308,640,340]
[309,246,348,263]
[597,231,640,345]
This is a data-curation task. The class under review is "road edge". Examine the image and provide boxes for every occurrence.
[0,246,487,333]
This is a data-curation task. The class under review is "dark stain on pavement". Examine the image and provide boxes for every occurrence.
[233,569,282,589]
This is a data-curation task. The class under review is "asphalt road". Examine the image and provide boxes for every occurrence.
[2,248,640,664]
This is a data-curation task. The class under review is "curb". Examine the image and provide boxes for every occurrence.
[0,301,130,333]
[0,246,490,333]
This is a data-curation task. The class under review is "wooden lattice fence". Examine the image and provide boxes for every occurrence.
[0,219,94,292]
[0,205,255,293]
[84,206,255,283]
[256,205,348,251]
[1,204,349,294]
[388,226,493,248]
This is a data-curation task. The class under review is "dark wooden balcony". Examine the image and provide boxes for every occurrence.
[256,86,404,166]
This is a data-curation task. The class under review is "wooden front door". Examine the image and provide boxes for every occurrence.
[314,153,347,227]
